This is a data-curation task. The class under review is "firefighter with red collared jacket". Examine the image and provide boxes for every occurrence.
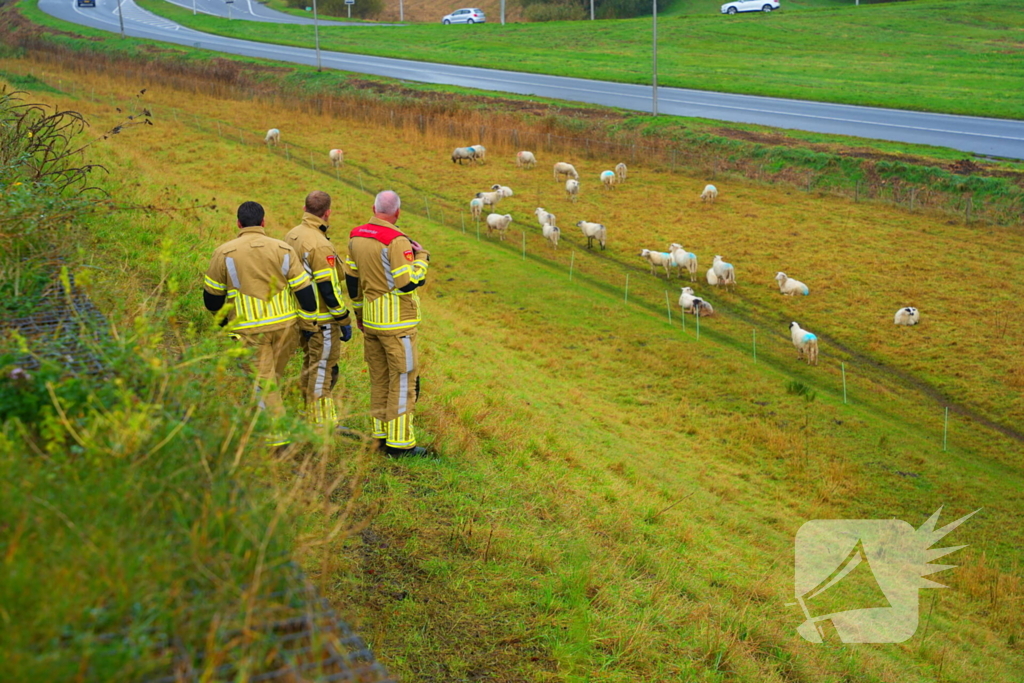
[284,191,353,427]
[203,201,318,449]
[343,190,430,457]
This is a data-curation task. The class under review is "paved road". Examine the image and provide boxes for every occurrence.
[40,0,1024,159]
[159,0,386,25]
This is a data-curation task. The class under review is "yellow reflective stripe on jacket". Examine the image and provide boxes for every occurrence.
[288,271,311,289]
[227,288,298,330]
[312,267,334,281]
[362,291,420,331]
[205,275,226,293]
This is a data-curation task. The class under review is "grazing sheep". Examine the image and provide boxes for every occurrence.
[535,207,556,229]
[452,147,477,165]
[486,213,513,240]
[576,221,606,250]
[701,184,718,203]
[712,255,736,286]
[706,267,719,286]
[470,145,486,163]
[491,184,514,198]
[894,307,920,325]
[554,162,579,181]
[775,272,810,296]
[265,128,281,145]
[475,190,502,209]
[679,287,714,317]
[517,151,537,169]
[565,179,580,203]
[329,148,344,167]
[668,243,698,282]
[469,197,484,221]
[640,248,674,278]
[542,223,561,249]
[601,170,617,190]
[789,322,819,365]
[615,162,627,183]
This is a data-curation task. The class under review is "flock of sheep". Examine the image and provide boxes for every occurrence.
[263,127,920,367]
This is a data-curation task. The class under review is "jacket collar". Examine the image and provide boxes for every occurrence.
[300,211,329,234]
[367,217,404,235]
[237,226,267,237]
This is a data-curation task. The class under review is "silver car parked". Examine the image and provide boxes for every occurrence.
[721,0,778,13]
[442,7,486,23]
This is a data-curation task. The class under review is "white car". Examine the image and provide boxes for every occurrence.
[721,0,778,13]
[442,8,486,23]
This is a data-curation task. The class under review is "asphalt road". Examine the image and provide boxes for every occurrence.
[39,0,1024,159]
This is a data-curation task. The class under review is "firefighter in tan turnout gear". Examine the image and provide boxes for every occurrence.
[344,190,430,457]
[285,191,353,426]
[203,201,319,448]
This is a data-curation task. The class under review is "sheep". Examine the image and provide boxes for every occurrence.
[894,307,920,326]
[775,272,809,296]
[679,287,714,317]
[470,145,486,163]
[640,248,673,278]
[535,207,556,228]
[554,162,579,181]
[668,243,698,282]
[789,322,819,365]
[712,255,736,286]
[486,213,513,240]
[565,179,580,203]
[701,184,718,203]
[470,197,484,221]
[452,147,477,165]
[516,151,537,169]
[491,184,514,198]
[475,190,502,209]
[329,148,344,167]
[706,267,719,286]
[542,223,561,249]
[577,221,606,250]
[265,128,281,145]
[600,170,617,190]
[615,162,627,183]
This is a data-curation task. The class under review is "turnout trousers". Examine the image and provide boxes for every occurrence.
[239,324,299,447]
[363,330,419,449]
[299,323,342,425]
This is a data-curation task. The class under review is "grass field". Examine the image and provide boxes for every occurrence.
[133,0,1024,119]
[3,52,1024,682]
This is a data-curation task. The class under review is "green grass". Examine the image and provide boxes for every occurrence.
[131,0,1024,119]
[5,55,1022,682]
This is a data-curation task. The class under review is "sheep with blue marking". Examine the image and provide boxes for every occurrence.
[712,255,736,286]
[470,197,484,221]
[789,322,819,365]
[775,272,809,296]
[669,243,698,282]
[894,307,920,325]
[701,184,718,203]
[600,170,617,190]
[452,147,477,165]
[265,128,281,146]
[640,248,673,278]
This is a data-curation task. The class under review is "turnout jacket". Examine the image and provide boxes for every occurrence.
[203,226,314,334]
[344,218,429,335]
[284,212,351,328]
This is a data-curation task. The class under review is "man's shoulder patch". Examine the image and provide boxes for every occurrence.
[326,254,337,266]
[403,250,414,262]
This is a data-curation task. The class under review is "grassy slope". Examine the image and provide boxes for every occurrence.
[5,57,1023,682]
[134,0,1024,119]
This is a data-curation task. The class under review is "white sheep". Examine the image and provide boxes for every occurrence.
[452,147,477,165]
[486,213,513,241]
[894,307,920,326]
[469,197,484,221]
[706,267,719,286]
[701,184,718,203]
[775,272,809,296]
[470,145,486,163]
[668,243,698,282]
[329,148,344,167]
[712,255,736,286]
[542,223,561,249]
[516,151,537,169]
[535,207,556,229]
[565,179,580,203]
[576,221,606,250]
[789,322,819,365]
[640,248,673,278]
[679,287,714,317]
[600,170,617,190]
[615,162,627,183]
[491,184,514,198]
[475,190,502,209]
[265,128,281,145]
[554,162,579,181]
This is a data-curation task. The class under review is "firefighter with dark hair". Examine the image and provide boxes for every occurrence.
[344,190,430,457]
[203,201,318,448]
[285,190,353,426]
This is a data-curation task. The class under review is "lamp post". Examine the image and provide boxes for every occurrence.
[313,0,322,71]
[652,0,658,116]
[116,0,125,36]
[500,0,505,24]
[192,0,197,15]
[227,0,232,20]
[590,0,594,20]
[399,0,403,21]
